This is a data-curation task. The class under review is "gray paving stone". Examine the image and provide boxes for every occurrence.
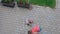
[0,0,60,34]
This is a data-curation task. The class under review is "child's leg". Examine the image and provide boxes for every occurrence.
[28,30,32,34]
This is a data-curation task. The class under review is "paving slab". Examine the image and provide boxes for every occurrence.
[0,0,60,34]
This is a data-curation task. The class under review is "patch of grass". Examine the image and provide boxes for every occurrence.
[16,0,56,8]
[16,0,26,3]
[31,0,56,8]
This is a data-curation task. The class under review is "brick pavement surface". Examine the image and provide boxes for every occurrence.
[0,0,60,34]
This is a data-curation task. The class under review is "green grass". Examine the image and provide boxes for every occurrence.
[31,0,56,8]
[16,0,56,8]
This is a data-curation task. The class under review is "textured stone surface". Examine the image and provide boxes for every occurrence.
[0,0,60,34]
